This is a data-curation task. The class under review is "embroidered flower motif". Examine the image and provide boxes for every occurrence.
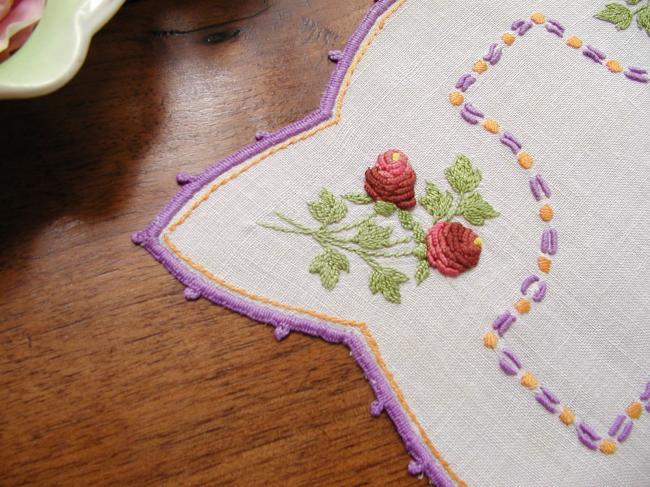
[426,221,482,277]
[259,153,498,303]
[364,149,417,209]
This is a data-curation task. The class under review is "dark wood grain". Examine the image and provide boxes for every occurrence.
[0,1,423,486]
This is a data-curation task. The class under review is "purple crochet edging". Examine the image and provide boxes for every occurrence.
[131,1,456,486]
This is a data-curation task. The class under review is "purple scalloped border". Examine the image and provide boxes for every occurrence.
[132,1,457,486]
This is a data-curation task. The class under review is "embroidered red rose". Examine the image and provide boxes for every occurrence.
[364,149,416,209]
[426,221,482,277]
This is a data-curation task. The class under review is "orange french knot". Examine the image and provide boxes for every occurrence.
[520,372,538,389]
[473,60,488,73]
[449,91,464,106]
[567,36,583,49]
[627,402,643,419]
[502,33,515,46]
[560,408,575,425]
[531,12,546,24]
[483,119,500,134]
[538,256,552,273]
[515,298,531,314]
[606,60,623,73]
[517,151,534,169]
[539,204,554,222]
[599,439,617,455]
[483,332,498,349]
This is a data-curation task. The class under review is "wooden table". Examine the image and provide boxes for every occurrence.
[0,1,420,485]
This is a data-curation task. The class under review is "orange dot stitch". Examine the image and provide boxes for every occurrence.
[483,332,498,349]
[531,12,545,24]
[502,33,515,46]
[473,60,488,73]
[567,36,583,49]
[599,439,617,455]
[538,256,552,273]
[627,402,642,419]
[483,119,500,134]
[539,204,554,222]
[520,372,538,389]
[515,298,531,314]
[449,91,464,106]
[517,152,534,169]
[560,408,575,425]
[606,60,623,73]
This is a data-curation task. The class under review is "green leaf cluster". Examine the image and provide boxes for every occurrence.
[369,267,408,304]
[594,1,650,34]
[354,221,393,249]
[309,248,349,290]
[308,189,347,225]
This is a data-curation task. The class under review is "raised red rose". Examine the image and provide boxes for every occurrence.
[426,221,482,277]
[364,149,416,209]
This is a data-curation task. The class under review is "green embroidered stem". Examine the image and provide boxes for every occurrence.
[320,235,415,259]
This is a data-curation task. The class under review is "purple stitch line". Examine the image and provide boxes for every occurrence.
[541,228,558,255]
[463,103,484,117]
[460,103,484,124]
[517,21,533,36]
[583,45,606,64]
[521,274,539,295]
[545,23,564,37]
[646,402,650,413]
[628,66,647,74]
[547,18,565,32]
[618,421,634,442]
[578,422,602,442]
[640,381,650,401]
[541,387,560,404]
[502,349,522,369]
[176,172,194,186]
[131,2,455,486]
[511,19,525,30]
[624,70,649,83]
[328,50,343,62]
[500,132,522,154]
[492,311,516,336]
[535,392,557,413]
[608,415,626,437]
[455,73,476,92]
[483,43,502,65]
[577,429,599,450]
[529,177,542,201]
[499,357,518,376]
[532,282,547,303]
[460,108,480,125]
[536,174,551,198]
[255,130,271,141]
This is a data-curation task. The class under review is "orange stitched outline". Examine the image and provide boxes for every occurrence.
[162,1,467,486]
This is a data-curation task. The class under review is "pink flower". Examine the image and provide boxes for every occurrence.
[426,221,482,277]
[0,0,45,62]
[364,149,417,209]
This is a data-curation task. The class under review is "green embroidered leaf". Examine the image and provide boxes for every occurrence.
[594,3,633,30]
[354,221,393,249]
[308,188,347,225]
[626,0,642,5]
[398,210,426,243]
[419,181,453,221]
[457,192,499,226]
[369,267,408,304]
[415,260,430,285]
[637,6,650,34]
[374,200,397,217]
[445,154,482,194]
[342,192,373,204]
[412,243,427,259]
[309,248,349,290]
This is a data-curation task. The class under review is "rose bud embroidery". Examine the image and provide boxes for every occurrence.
[364,149,417,209]
[426,221,482,277]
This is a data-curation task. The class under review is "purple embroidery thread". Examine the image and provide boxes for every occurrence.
[500,132,522,154]
[624,69,649,83]
[460,103,484,124]
[540,387,560,404]
[545,23,564,37]
[608,415,626,437]
[511,19,525,30]
[541,228,558,255]
[535,392,557,413]
[370,399,385,417]
[529,177,542,201]
[133,2,457,485]
[176,172,194,186]
[640,381,650,401]
[646,402,650,413]
[502,349,523,369]
[455,73,476,92]
[274,325,290,341]
[583,45,606,64]
[617,421,634,442]
[521,275,539,295]
[483,43,503,65]
[532,282,547,303]
[492,311,516,336]
[328,50,343,62]
[579,422,602,442]
[499,357,518,376]
[516,21,533,36]
[577,429,599,450]
[255,130,271,141]
[536,174,551,198]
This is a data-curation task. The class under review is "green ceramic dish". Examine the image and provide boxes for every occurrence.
[0,0,126,99]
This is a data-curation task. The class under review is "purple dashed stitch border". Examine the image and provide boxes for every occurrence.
[131,1,456,486]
